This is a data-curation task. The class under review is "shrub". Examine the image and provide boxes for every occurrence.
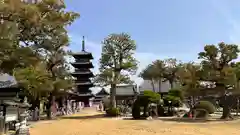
[195,109,209,119]
[143,90,161,104]
[194,100,216,114]
[168,88,184,100]
[106,107,120,117]
[132,100,141,119]
[164,88,183,107]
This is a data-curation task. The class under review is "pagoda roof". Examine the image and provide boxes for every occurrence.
[96,88,109,96]
[71,51,93,59]
[71,71,94,76]
[71,51,92,55]
[70,36,94,59]
[78,93,93,97]
[71,62,94,68]
[75,82,94,86]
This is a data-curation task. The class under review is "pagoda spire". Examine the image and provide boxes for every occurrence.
[82,36,85,51]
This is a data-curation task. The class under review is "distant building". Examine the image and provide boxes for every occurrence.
[93,88,109,103]
[115,84,138,104]
[139,80,178,94]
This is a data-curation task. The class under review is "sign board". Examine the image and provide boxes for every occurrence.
[5,106,18,122]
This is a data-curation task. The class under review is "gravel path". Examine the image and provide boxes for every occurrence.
[30,109,240,135]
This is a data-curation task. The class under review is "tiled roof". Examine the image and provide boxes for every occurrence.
[95,88,109,96]
[116,85,138,96]
[0,74,17,88]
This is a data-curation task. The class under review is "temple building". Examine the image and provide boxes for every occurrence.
[71,36,94,106]
[93,88,109,104]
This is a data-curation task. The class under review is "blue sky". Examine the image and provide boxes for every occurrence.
[65,0,240,86]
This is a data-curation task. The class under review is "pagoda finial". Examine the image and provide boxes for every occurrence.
[82,36,85,51]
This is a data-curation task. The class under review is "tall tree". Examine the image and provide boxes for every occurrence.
[139,64,157,92]
[163,58,180,89]
[1,0,79,119]
[34,0,78,119]
[13,63,53,108]
[152,60,165,93]
[98,33,138,108]
[95,68,133,87]
[177,62,202,108]
[232,62,240,91]
[177,62,201,96]
[198,42,239,119]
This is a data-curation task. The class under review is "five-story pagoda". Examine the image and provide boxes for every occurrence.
[71,36,94,106]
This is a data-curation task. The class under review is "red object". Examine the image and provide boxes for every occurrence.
[189,113,192,118]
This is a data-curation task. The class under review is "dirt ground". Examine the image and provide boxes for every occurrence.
[30,109,240,135]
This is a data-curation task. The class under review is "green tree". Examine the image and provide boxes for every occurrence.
[98,33,138,108]
[177,63,201,96]
[164,88,184,107]
[152,60,165,93]
[232,62,240,91]
[1,0,78,119]
[163,58,181,89]
[95,68,133,87]
[139,64,157,92]
[13,63,53,108]
[198,42,239,119]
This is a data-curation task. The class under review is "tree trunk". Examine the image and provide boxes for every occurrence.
[31,97,40,110]
[46,93,56,120]
[221,95,233,119]
[110,84,117,108]
[151,79,155,92]
[170,81,174,89]
[158,79,162,93]
[221,104,232,119]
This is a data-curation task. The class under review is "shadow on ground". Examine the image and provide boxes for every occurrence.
[60,114,105,120]
[123,117,237,123]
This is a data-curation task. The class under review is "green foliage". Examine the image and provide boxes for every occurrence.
[106,107,120,117]
[198,42,239,87]
[163,58,181,88]
[94,68,133,87]
[97,33,138,107]
[142,90,161,104]
[194,101,216,114]
[167,88,184,100]
[139,64,157,91]
[99,33,138,73]
[164,88,183,107]
[1,0,78,120]
[13,64,53,99]
[139,60,165,92]
[177,63,202,96]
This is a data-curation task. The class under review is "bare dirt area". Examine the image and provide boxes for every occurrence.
[30,109,240,135]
